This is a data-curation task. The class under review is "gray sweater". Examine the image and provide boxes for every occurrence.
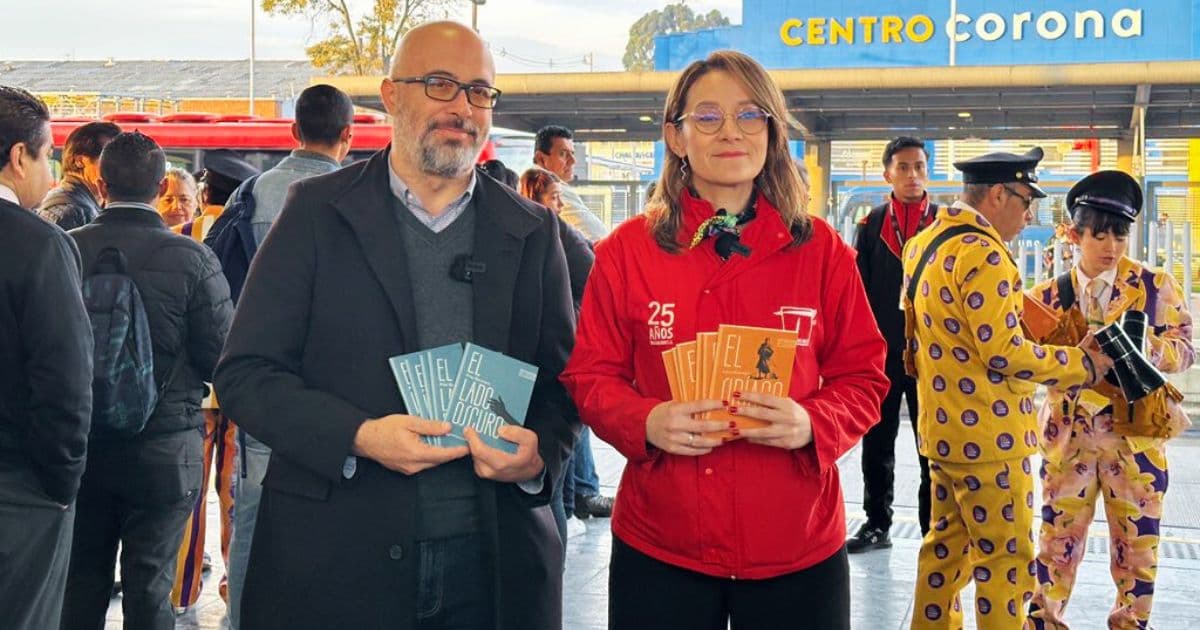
[394,196,481,539]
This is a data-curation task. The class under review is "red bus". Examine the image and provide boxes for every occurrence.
[50,112,534,176]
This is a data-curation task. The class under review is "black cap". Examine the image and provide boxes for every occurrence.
[1066,170,1142,222]
[202,149,259,182]
[953,147,1047,198]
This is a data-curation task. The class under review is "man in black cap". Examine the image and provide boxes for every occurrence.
[1026,171,1193,630]
[901,148,1112,630]
[848,136,938,552]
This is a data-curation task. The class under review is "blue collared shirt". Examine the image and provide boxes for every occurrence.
[249,149,343,245]
[387,154,476,233]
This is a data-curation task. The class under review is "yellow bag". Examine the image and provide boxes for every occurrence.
[1026,305,1089,348]
[1110,382,1190,440]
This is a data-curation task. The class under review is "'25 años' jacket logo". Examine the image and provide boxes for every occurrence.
[647,301,675,346]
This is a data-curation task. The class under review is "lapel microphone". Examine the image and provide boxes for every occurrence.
[687,193,757,260]
[714,206,756,260]
[450,254,487,283]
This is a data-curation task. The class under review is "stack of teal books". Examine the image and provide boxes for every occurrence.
[388,343,538,453]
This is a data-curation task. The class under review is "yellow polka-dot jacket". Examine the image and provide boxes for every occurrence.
[901,202,1094,464]
[1029,256,1194,447]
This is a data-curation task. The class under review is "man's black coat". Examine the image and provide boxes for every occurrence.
[0,197,93,504]
[215,150,579,630]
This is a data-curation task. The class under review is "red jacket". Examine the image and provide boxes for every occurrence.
[561,190,888,579]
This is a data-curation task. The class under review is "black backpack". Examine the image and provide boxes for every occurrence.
[204,174,261,304]
[83,247,182,436]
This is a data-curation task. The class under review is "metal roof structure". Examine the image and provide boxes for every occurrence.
[326,61,1200,143]
[0,59,316,100]
[6,59,1196,145]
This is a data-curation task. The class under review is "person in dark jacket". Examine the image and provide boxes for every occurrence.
[847,136,938,552]
[61,131,234,630]
[0,85,94,630]
[37,121,121,230]
[214,22,577,630]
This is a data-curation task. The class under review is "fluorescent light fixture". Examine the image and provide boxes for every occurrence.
[576,128,628,134]
[958,111,972,118]
[638,115,653,123]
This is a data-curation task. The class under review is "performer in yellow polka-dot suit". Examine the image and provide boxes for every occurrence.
[1027,171,1194,630]
[902,148,1106,630]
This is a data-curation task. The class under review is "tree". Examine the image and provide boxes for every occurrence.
[623,3,731,71]
[262,0,455,75]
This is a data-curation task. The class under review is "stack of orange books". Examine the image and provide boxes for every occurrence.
[662,324,797,439]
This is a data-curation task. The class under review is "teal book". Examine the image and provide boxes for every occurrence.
[444,343,538,454]
[388,353,428,418]
[388,351,446,447]
[424,343,465,446]
[388,344,462,448]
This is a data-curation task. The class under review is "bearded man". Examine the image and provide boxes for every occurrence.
[213,21,578,630]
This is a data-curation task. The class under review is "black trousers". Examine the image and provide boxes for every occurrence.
[860,370,931,534]
[0,466,76,630]
[414,534,494,630]
[61,429,204,630]
[608,536,850,630]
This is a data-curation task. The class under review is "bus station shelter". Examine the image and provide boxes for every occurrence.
[327,0,1200,227]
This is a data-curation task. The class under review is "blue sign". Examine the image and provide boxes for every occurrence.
[656,0,1199,70]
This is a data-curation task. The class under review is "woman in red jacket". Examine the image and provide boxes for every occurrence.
[560,50,889,630]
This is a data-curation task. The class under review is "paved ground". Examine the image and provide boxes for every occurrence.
[106,423,1200,629]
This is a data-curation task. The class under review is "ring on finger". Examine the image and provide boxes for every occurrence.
[687,432,696,446]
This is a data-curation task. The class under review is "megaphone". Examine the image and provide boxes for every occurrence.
[1094,317,1166,402]
[1120,310,1148,354]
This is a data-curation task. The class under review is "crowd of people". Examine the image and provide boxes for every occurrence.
[0,18,1191,630]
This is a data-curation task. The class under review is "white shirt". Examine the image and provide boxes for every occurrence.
[558,185,609,243]
[1075,264,1118,313]
[0,183,20,206]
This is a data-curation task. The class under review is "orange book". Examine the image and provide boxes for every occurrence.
[696,333,718,415]
[674,341,699,401]
[662,348,682,400]
[705,325,798,439]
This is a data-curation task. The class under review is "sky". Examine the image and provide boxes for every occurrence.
[3,0,742,73]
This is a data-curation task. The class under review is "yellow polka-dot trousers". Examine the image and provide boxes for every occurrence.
[911,457,1036,630]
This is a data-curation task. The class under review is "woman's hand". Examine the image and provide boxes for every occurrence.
[646,399,729,456]
[734,392,813,450]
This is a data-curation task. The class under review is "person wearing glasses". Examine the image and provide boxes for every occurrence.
[157,168,199,228]
[175,150,259,241]
[561,50,889,629]
[901,149,1112,630]
[213,21,577,630]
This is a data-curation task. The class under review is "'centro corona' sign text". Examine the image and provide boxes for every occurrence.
[779,8,1143,46]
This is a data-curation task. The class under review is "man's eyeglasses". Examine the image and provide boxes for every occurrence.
[391,75,502,109]
[1002,185,1035,210]
[673,105,771,135]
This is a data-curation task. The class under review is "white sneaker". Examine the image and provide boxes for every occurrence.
[566,515,587,539]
